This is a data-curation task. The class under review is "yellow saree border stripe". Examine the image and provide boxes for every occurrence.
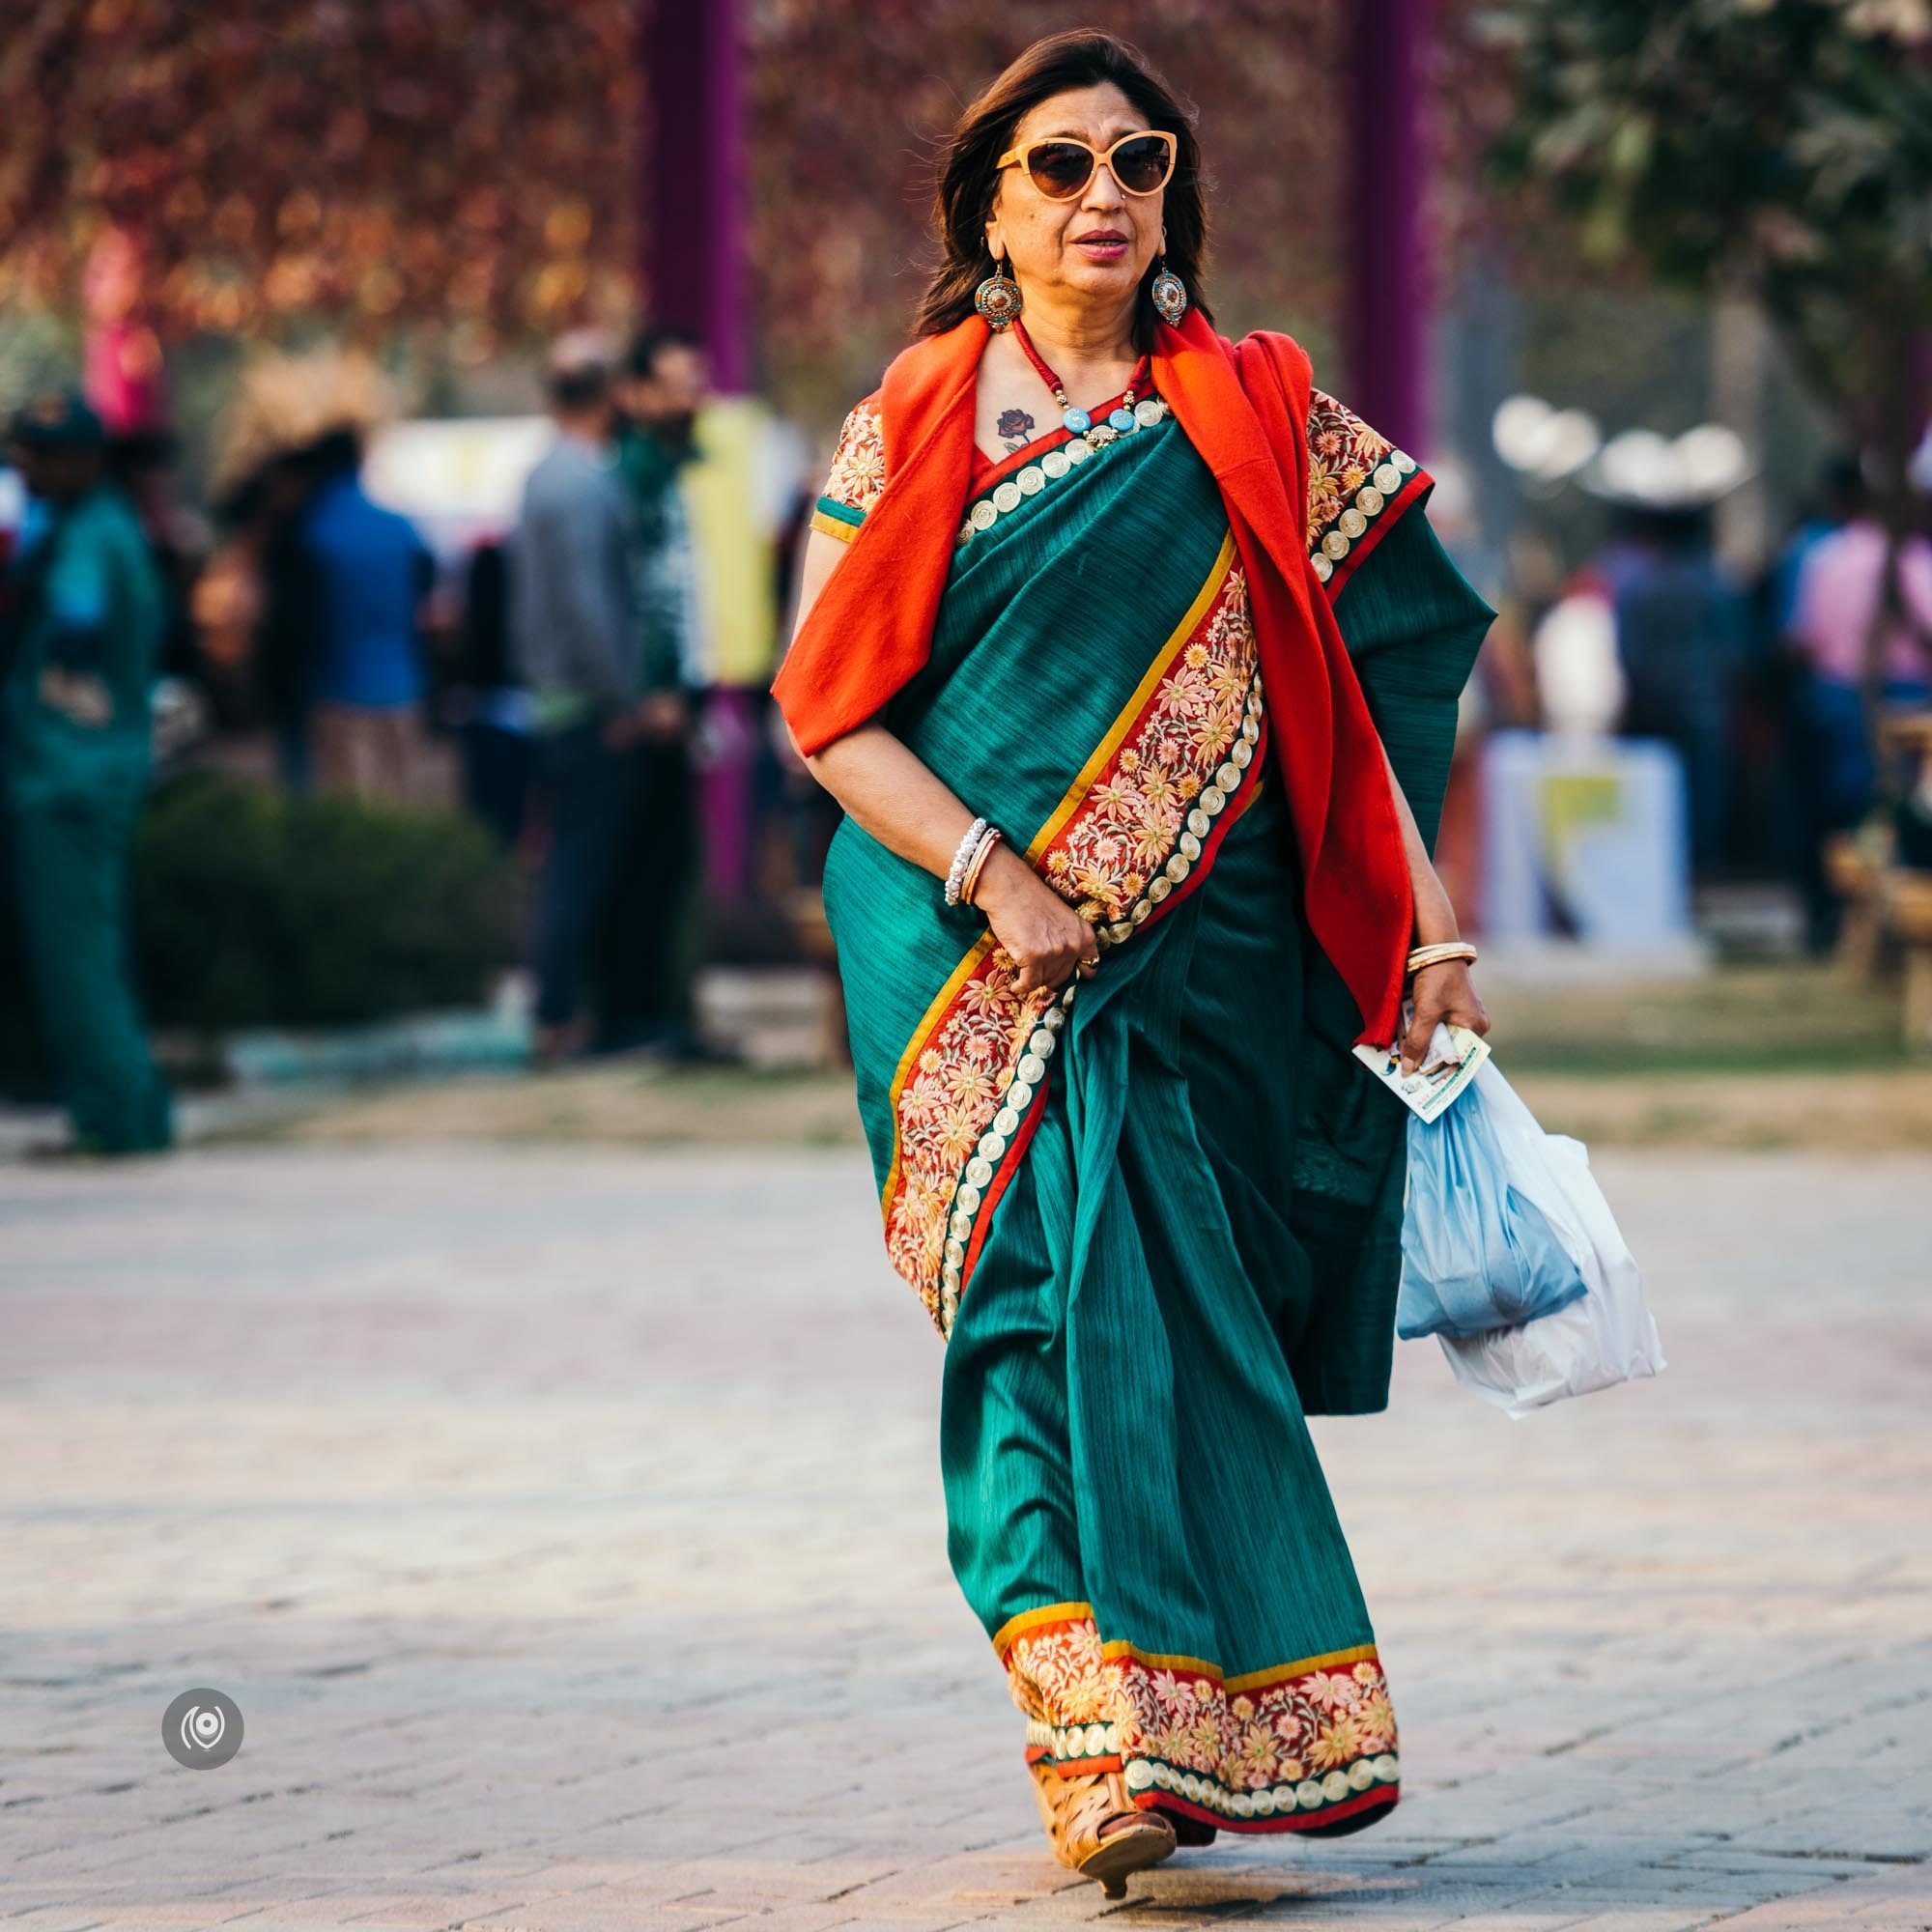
[877,930,998,1215]
[991,1600,1378,1692]
[1025,531,1237,862]
[877,530,1236,1224]
[991,1598,1095,1658]
[810,506,860,543]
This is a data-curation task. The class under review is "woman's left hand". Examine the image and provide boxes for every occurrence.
[1400,960,1491,1075]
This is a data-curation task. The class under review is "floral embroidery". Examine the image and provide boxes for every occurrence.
[1039,563,1257,930]
[877,540,1267,1336]
[884,948,1057,1331]
[811,394,886,541]
[1003,1608,1400,1833]
[1304,387,1423,591]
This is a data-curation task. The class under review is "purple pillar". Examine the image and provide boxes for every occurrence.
[1346,0,1433,453]
[641,0,749,394]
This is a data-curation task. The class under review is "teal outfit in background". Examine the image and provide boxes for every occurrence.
[814,381,1491,1839]
[3,482,172,1152]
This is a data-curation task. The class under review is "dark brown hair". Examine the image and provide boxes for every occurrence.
[913,30,1212,348]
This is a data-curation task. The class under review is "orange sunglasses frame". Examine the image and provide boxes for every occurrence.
[994,128,1178,201]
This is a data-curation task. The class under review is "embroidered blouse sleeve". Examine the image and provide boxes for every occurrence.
[1303,388,1427,597]
[810,392,886,545]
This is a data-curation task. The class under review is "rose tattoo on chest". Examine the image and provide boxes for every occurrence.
[997,406,1037,451]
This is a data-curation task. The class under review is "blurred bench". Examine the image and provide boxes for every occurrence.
[1825,712,1932,1050]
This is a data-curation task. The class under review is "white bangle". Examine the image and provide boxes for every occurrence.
[945,816,988,905]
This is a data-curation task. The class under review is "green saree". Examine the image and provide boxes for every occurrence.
[813,379,1492,1837]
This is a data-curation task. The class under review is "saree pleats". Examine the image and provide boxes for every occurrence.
[940,781,1399,1835]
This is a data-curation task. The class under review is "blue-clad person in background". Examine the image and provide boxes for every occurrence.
[1,394,171,1153]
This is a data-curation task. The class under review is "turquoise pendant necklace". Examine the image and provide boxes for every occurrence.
[1010,319,1160,451]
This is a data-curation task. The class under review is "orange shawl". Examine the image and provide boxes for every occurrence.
[771,306,1413,1047]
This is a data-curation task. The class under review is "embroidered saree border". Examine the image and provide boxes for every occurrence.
[997,1603,1400,1833]
[876,533,1271,1336]
[1304,387,1429,598]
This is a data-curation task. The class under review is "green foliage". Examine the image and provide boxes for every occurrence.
[129,771,520,1030]
[1488,0,1932,427]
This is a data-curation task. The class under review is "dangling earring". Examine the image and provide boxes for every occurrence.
[1150,249,1188,327]
[975,250,1023,331]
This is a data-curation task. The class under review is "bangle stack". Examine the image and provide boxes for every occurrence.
[959,827,1004,906]
[946,816,1006,907]
[1406,939,1478,976]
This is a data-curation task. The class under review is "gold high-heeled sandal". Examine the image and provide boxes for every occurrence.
[1027,1759,1177,1896]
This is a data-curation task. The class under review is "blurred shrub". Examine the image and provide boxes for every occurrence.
[130,772,520,1030]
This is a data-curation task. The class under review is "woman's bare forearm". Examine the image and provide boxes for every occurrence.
[803,724,983,882]
[1382,745,1461,946]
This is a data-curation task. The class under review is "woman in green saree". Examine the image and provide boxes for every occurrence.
[773,31,1494,1895]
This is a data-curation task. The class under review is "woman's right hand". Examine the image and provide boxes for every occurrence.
[972,842,1099,995]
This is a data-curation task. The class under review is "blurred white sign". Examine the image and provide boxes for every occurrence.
[1481,729,1691,952]
[362,415,552,554]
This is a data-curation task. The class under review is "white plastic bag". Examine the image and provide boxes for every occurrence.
[1435,1063,1666,1417]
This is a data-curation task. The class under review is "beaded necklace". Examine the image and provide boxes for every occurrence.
[1010,319,1159,451]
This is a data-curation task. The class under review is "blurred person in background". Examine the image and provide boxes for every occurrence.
[509,329,643,1067]
[1760,455,1865,944]
[1599,501,1748,879]
[103,427,205,689]
[248,449,327,790]
[1766,454,1864,639]
[278,426,436,801]
[446,535,531,851]
[606,327,712,1059]
[1785,436,1932,948]
[0,393,171,1154]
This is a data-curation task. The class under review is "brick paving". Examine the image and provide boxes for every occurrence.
[0,1144,1926,1930]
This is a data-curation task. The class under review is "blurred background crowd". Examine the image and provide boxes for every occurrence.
[2,0,1930,1156]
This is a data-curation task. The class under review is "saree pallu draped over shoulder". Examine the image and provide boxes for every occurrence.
[774,310,1493,1838]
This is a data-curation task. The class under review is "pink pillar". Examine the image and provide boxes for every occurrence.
[81,227,169,438]
[640,0,759,900]
[1346,0,1434,454]
[640,0,749,394]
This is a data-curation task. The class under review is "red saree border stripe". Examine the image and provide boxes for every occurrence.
[1139,1782,1399,1835]
[1320,465,1433,599]
[1028,1749,1124,1775]
[957,1056,1050,1288]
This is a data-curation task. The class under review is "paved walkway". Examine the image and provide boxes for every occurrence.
[1,1145,1926,1930]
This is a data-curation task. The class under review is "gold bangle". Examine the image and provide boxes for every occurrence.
[960,827,1003,906]
[1406,940,1477,975]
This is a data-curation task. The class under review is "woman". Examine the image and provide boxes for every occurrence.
[773,31,1494,1896]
